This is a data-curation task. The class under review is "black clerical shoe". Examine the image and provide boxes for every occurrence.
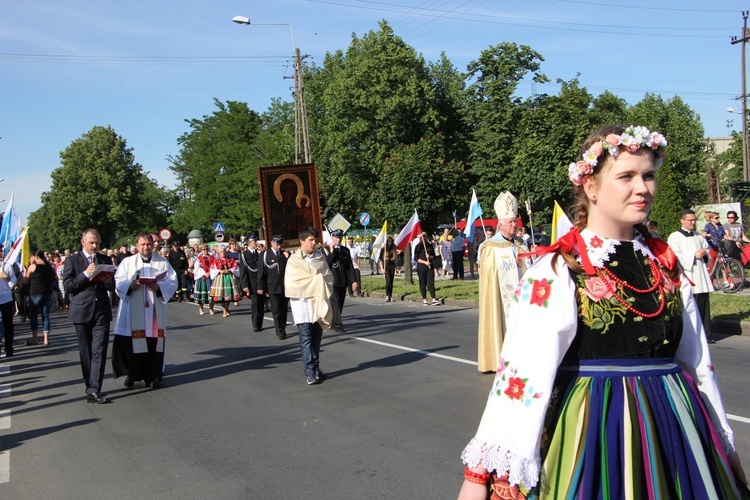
[86,392,110,404]
[278,333,287,340]
[124,377,134,388]
[152,381,162,389]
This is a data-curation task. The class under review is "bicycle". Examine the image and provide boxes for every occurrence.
[707,245,745,293]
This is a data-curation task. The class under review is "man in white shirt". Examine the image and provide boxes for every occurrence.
[667,209,715,343]
[346,236,362,297]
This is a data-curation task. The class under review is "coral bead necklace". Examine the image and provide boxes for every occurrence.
[596,258,666,319]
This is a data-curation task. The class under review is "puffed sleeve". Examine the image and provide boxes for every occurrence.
[461,254,578,490]
[209,261,220,280]
[674,281,736,454]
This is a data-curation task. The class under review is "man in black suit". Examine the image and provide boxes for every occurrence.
[258,236,289,340]
[239,233,264,332]
[63,229,114,404]
[323,229,357,332]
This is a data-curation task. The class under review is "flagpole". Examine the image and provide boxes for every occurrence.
[525,198,536,246]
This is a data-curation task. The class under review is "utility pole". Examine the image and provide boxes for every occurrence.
[731,11,750,182]
[293,48,312,164]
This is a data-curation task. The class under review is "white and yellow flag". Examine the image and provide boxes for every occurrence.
[370,221,388,262]
[551,201,573,244]
[5,225,30,267]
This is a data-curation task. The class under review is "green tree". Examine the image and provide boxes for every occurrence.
[507,78,593,222]
[628,94,710,207]
[306,20,440,216]
[465,42,549,203]
[427,52,469,161]
[649,163,684,237]
[169,99,264,238]
[373,134,464,232]
[715,131,745,188]
[257,98,296,166]
[589,91,628,128]
[27,126,165,249]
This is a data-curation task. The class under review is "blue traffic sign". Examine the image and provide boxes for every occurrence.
[359,212,370,226]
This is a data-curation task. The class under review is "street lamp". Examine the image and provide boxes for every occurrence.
[232,15,311,164]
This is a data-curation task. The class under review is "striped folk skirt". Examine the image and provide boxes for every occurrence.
[193,277,212,304]
[210,273,241,303]
[539,358,744,499]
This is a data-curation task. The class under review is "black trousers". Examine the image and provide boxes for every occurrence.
[329,286,347,329]
[417,267,436,299]
[451,251,464,279]
[250,291,265,330]
[174,270,187,297]
[74,310,110,394]
[268,294,289,338]
[384,263,396,298]
[694,292,713,341]
[0,300,15,355]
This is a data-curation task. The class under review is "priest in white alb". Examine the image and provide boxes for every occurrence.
[476,191,529,373]
[113,232,178,388]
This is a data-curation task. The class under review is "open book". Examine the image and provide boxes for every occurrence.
[89,264,117,282]
[138,269,168,285]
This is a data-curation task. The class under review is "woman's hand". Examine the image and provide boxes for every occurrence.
[457,480,488,500]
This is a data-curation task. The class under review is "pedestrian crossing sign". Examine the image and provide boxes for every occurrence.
[213,222,225,233]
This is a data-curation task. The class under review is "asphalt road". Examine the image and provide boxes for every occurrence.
[0,296,748,499]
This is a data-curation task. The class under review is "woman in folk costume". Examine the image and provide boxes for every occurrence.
[113,233,178,389]
[193,244,215,316]
[459,125,748,499]
[210,246,241,318]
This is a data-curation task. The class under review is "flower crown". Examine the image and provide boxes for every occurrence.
[568,126,667,186]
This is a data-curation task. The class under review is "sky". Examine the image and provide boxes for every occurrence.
[1,0,747,225]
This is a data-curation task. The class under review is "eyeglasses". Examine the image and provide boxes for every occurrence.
[682,218,697,222]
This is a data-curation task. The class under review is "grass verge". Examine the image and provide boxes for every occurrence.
[363,275,749,323]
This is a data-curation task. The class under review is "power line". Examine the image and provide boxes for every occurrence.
[314,0,733,37]
[556,0,738,13]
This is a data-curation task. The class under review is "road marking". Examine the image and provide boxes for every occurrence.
[0,365,9,483]
[728,414,750,424]
[348,337,750,425]
[350,336,477,366]
[0,366,9,430]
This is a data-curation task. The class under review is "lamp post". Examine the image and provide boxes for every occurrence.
[232,15,311,164]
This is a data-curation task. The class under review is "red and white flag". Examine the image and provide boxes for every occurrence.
[394,210,422,252]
